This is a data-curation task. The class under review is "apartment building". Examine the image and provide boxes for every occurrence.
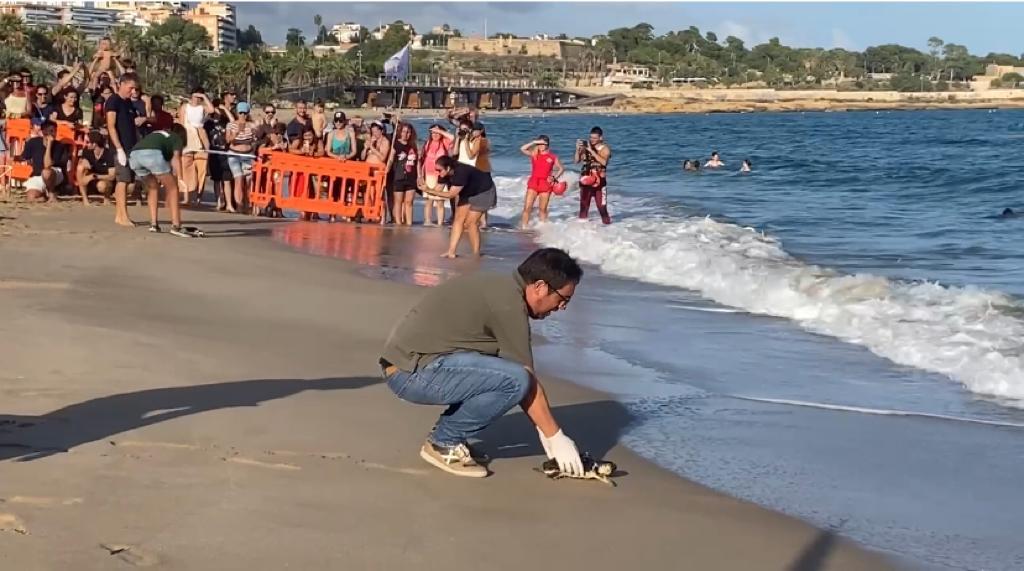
[0,2,116,41]
[184,1,236,53]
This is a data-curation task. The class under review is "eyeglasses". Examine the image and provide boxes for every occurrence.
[264,110,275,114]
[546,282,571,306]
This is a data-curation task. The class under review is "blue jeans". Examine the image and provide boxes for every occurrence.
[386,352,531,447]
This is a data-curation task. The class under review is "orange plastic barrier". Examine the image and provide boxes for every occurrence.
[1,119,34,186]
[250,150,388,223]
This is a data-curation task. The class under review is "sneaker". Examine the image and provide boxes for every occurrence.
[148,224,161,233]
[419,440,488,478]
[465,442,491,465]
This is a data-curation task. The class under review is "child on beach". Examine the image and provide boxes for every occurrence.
[419,124,452,226]
[519,135,565,228]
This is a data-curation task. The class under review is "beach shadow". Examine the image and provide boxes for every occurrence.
[0,376,379,463]
[478,400,634,461]
[787,528,839,571]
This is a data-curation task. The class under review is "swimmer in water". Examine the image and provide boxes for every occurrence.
[741,159,752,172]
[999,208,1017,218]
[705,151,724,169]
[682,160,699,172]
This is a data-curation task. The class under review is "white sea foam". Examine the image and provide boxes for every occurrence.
[512,199,1024,405]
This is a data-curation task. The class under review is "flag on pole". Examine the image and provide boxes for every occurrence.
[383,43,411,81]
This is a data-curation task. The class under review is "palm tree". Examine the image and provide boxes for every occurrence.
[313,14,324,45]
[50,25,78,65]
[284,49,313,86]
[0,13,27,50]
[237,49,260,101]
[111,24,144,62]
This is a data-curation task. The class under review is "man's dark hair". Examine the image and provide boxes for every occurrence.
[57,69,69,79]
[517,248,583,290]
[272,123,286,135]
[121,58,135,69]
[434,155,455,171]
[119,72,139,86]
[590,126,603,136]
[39,120,56,134]
[87,131,105,146]
[169,123,187,141]
[151,94,164,106]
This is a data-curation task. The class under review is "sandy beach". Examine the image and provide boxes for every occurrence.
[0,202,903,570]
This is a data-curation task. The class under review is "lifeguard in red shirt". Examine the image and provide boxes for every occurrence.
[519,135,565,228]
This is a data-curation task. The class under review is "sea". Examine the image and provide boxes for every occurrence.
[273,110,1024,571]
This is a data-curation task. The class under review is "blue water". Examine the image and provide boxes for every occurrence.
[279,110,1024,570]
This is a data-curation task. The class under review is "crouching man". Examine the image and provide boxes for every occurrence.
[380,248,585,478]
[77,131,116,205]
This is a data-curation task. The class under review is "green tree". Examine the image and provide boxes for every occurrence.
[1001,72,1024,87]
[286,27,306,49]
[0,13,27,50]
[50,25,82,66]
[237,25,263,51]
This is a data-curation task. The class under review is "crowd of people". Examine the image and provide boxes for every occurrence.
[2,37,618,250]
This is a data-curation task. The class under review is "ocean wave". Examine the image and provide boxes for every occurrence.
[730,396,1024,428]
[514,198,1024,405]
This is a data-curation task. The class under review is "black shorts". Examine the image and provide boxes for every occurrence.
[115,163,135,183]
[208,154,233,182]
[388,176,417,193]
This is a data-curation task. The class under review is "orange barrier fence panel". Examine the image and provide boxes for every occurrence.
[249,150,388,222]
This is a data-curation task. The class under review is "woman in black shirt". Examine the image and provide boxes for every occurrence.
[50,88,83,125]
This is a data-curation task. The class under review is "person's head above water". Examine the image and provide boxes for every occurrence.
[1001,208,1016,217]
[711,151,720,160]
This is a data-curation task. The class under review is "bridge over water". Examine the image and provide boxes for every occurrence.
[275,74,614,110]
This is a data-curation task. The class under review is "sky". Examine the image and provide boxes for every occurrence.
[235,2,1024,56]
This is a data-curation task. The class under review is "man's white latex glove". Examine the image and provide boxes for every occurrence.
[537,426,554,458]
[545,429,584,477]
[116,148,127,166]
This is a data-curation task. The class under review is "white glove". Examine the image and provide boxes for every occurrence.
[116,148,127,166]
[545,429,584,477]
[537,427,554,459]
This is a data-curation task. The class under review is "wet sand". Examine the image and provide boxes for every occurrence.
[0,203,903,570]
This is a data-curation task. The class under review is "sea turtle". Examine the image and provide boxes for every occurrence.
[537,453,618,486]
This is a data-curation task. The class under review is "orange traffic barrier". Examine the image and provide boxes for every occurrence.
[1,119,34,187]
[250,150,388,222]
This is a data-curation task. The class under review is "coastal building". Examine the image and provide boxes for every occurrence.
[99,1,184,28]
[371,22,414,41]
[62,4,120,40]
[603,63,655,87]
[311,44,353,58]
[447,37,584,60]
[330,21,361,44]
[430,24,457,36]
[0,1,118,41]
[970,64,1024,91]
[184,1,236,53]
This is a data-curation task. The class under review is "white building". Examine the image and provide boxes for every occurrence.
[371,22,414,41]
[0,2,119,41]
[330,21,361,44]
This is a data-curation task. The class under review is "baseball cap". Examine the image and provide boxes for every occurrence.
[236,101,251,113]
[333,111,347,122]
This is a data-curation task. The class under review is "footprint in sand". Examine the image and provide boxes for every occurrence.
[100,544,160,567]
[0,513,28,535]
